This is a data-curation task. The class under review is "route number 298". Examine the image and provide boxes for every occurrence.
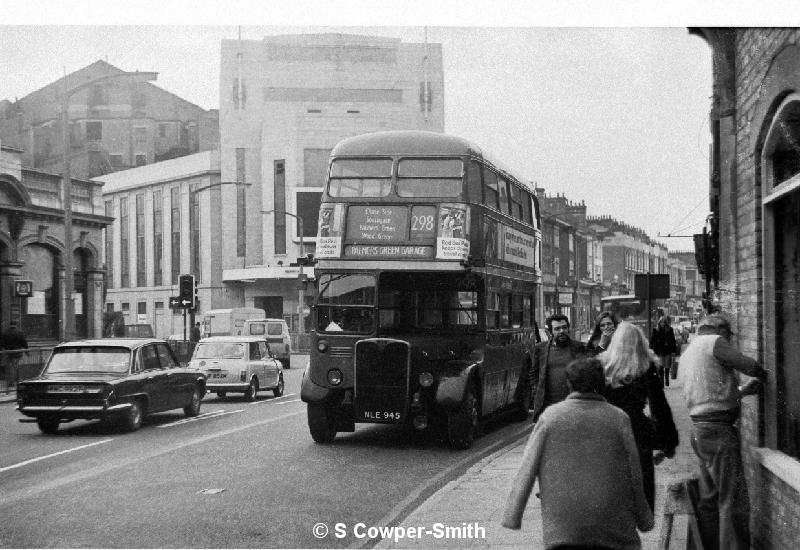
[411,214,435,232]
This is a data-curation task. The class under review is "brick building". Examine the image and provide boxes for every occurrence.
[0,60,219,179]
[692,27,800,548]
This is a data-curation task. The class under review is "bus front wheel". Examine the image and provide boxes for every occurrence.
[447,388,480,450]
[307,403,337,443]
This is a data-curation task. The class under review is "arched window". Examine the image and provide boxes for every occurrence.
[761,93,800,459]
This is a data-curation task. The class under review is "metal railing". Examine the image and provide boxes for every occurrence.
[0,348,54,394]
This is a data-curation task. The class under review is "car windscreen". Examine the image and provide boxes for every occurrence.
[267,323,283,336]
[248,323,266,335]
[193,342,245,359]
[46,347,131,374]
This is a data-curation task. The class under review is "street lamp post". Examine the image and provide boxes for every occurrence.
[262,210,307,333]
[60,70,157,341]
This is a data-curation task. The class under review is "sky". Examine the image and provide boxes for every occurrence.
[2,1,796,252]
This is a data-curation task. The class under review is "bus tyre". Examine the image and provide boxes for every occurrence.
[308,403,337,443]
[447,389,480,450]
[513,372,532,421]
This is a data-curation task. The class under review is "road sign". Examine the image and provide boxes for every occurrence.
[14,280,33,297]
[634,273,670,300]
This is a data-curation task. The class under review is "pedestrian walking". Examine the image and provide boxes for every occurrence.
[0,320,28,387]
[600,321,679,511]
[678,314,767,550]
[190,322,201,342]
[586,311,618,356]
[503,357,654,549]
[651,315,678,386]
[530,314,586,421]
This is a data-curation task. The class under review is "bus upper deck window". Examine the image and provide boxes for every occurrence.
[329,158,392,197]
[397,158,463,198]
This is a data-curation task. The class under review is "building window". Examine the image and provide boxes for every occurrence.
[296,191,323,237]
[109,154,124,168]
[236,148,246,257]
[419,81,433,112]
[171,187,181,285]
[120,197,129,288]
[86,121,102,141]
[105,200,114,289]
[232,77,247,109]
[153,190,163,286]
[761,93,800,459]
[190,184,200,278]
[135,154,147,167]
[136,194,146,287]
[158,123,168,138]
[138,302,147,315]
[274,160,286,255]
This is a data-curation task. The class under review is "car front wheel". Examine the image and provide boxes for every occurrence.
[122,400,144,432]
[184,387,202,417]
[37,418,60,434]
[273,374,285,397]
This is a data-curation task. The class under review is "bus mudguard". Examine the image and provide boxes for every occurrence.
[301,371,337,403]
[435,360,479,411]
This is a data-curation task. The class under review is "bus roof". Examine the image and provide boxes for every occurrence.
[331,130,529,189]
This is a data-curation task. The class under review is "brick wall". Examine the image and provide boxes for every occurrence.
[722,28,800,549]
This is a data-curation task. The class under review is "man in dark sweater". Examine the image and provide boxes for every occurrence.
[531,314,587,421]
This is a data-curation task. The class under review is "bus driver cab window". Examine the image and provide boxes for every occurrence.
[326,309,344,331]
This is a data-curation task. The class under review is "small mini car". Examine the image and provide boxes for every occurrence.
[189,336,284,400]
[16,339,206,434]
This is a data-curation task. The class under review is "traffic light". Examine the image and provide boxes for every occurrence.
[178,274,195,309]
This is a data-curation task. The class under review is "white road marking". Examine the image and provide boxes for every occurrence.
[0,439,114,474]
[156,409,243,428]
[249,392,297,405]
[273,398,301,405]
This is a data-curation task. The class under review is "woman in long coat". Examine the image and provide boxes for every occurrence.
[600,321,679,511]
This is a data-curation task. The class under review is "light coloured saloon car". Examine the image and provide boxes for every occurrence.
[189,336,284,400]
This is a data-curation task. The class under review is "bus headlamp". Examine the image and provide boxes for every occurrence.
[317,340,329,353]
[418,372,434,387]
[327,369,343,386]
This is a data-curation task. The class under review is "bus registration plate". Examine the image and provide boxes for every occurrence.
[361,410,403,422]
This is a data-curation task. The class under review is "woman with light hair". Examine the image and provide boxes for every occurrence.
[600,321,679,511]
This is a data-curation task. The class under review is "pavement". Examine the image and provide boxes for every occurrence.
[375,379,697,550]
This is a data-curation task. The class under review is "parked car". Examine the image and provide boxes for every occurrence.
[16,339,206,434]
[189,336,284,401]
[241,318,292,368]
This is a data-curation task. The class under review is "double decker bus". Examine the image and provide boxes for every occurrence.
[301,130,543,449]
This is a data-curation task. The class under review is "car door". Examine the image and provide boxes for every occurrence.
[139,344,169,412]
[260,341,280,387]
[157,342,190,408]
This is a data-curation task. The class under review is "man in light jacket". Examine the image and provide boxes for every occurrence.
[503,357,653,549]
[678,314,767,550]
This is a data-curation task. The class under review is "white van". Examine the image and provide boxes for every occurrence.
[242,318,292,368]
[202,308,266,338]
